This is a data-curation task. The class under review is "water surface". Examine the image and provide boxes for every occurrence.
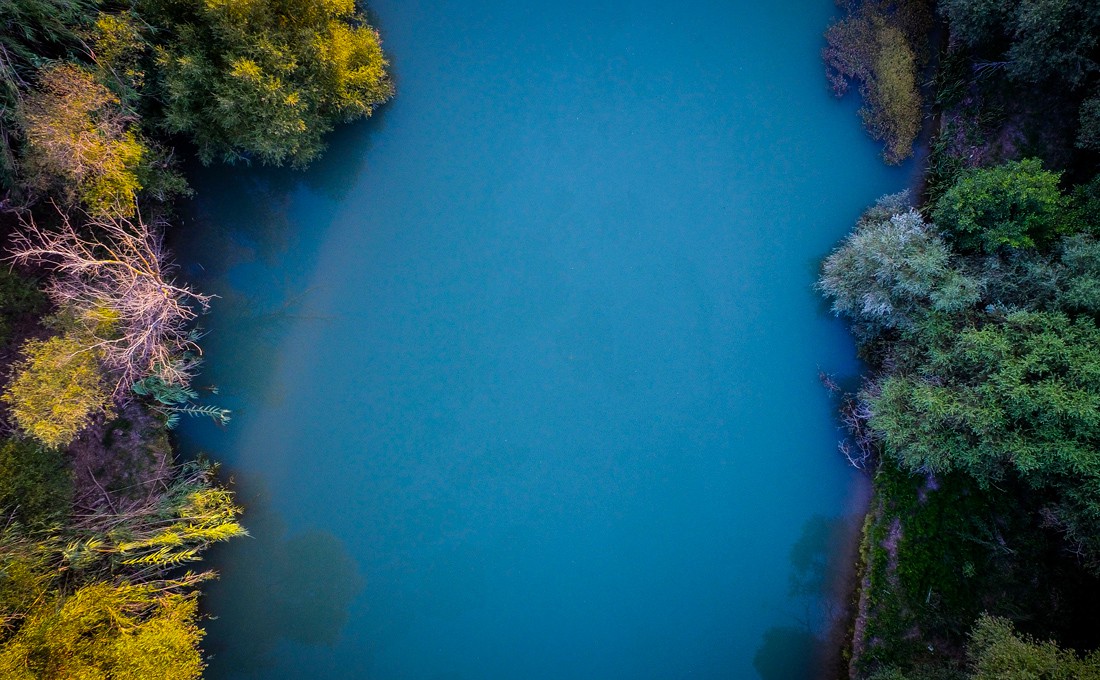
[175,1,911,677]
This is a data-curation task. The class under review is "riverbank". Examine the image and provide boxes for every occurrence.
[0,0,391,675]
[821,1,1100,677]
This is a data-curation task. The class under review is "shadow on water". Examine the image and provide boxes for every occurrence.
[753,513,864,680]
[168,111,390,413]
[174,107,390,278]
[200,479,365,676]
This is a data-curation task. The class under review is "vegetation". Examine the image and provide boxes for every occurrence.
[142,0,393,166]
[822,2,1100,674]
[933,159,1068,252]
[824,0,931,163]
[0,0,391,674]
[968,614,1100,679]
[10,209,212,392]
[3,334,111,449]
[20,64,148,216]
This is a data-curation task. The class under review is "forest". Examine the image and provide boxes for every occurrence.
[822,0,1100,677]
[0,0,390,676]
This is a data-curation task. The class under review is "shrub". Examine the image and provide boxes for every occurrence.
[0,438,72,526]
[2,334,111,448]
[20,64,148,216]
[825,12,923,164]
[818,194,981,341]
[145,0,393,167]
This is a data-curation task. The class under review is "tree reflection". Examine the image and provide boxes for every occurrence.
[199,483,364,675]
[753,513,863,680]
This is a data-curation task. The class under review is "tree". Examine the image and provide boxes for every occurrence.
[1078,94,1100,151]
[870,311,1100,483]
[932,159,1068,253]
[0,0,95,189]
[968,614,1100,679]
[1005,0,1100,89]
[862,22,922,164]
[939,0,1100,88]
[818,193,981,342]
[2,334,111,448]
[1056,234,1100,315]
[0,582,206,679]
[939,0,1014,47]
[9,208,212,392]
[824,3,926,164]
[145,0,393,167]
[20,64,149,216]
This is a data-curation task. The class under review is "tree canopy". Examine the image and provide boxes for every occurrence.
[932,158,1068,253]
[145,0,393,167]
[2,334,111,449]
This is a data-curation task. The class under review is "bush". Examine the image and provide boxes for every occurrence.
[969,614,1100,678]
[863,23,922,164]
[0,269,45,345]
[2,334,111,448]
[825,12,923,164]
[818,194,981,342]
[20,64,148,216]
[0,438,71,526]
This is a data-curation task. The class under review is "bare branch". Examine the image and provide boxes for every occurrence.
[8,206,211,394]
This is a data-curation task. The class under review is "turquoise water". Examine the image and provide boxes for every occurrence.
[173,1,913,677]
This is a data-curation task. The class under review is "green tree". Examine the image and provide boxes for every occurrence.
[938,0,1014,47]
[968,614,1100,679]
[145,0,393,167]
[1006,0,1100,88]
[1056,234,1100,315]
[0,0,95,188]
[1078,94,1100,151]
[862,22,922,164]
[932,159,1068,253]
[870,311,1100,484]
[938,0,1100,88]
[2,334,111,448]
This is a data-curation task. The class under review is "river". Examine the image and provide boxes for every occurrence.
[173,1,912,677]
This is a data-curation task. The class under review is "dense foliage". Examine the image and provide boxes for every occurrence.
[142,0,393,166]
[0,0,390,674]
[933,159,1068,252]
[821,0,1100,673]
[824,0,931,163]
[2,334,111,449]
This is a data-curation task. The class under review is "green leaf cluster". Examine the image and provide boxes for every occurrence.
[818,192,982,342]
[870,311,1100,486]
[968,614,1100,679]
[932,159,1068,253]
[0,439,72,528]
[0,582,205,680]
[144,0,393,167]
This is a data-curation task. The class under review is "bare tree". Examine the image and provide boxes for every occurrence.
[8,205,211,393]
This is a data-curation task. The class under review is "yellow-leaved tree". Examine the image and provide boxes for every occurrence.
[2,334,111,448]
[20,64,148,216]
